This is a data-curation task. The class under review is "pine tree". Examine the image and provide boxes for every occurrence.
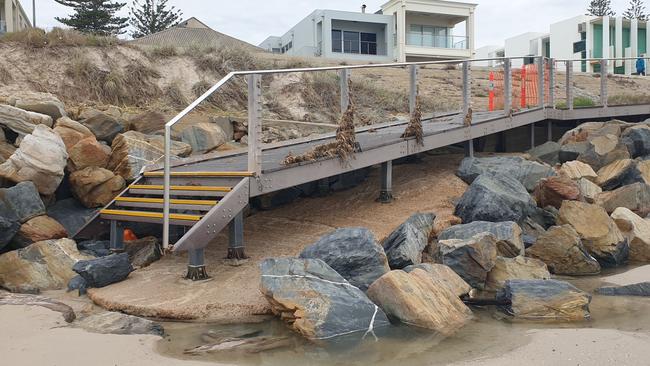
[55,0,128,36]
[623,0,648,20]
[587,0,616,16]
[129,0,183,39]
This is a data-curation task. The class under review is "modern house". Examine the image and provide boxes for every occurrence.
[482,15,650,74]
[0,0,31,34]
[259,0,477,62]
[130,17,259,51]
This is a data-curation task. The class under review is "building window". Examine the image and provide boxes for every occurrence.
[332,29,377,55]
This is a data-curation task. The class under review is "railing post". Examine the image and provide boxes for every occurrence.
[163,124,171,251]
[566,61,574,110]
[548,58,555,109]
[600,59,608,108]
[409,65,419,114]
[538,56,545,108]
[462,61,473,158]
[504,58,512,115]
[339,69,350,113]
[247,74,262,176]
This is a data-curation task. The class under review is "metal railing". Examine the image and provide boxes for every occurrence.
[161,55,647,249]
[406,33,468,49]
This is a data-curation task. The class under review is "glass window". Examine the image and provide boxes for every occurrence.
[344,31,360,54]
[332,30,342,52]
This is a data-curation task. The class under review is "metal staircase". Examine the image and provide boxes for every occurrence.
[98,170,254,280]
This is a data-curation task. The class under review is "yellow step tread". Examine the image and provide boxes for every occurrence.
[115,197,218,206]
[144,171,255,177]
[100,209,202,221]
[130,185,231,192]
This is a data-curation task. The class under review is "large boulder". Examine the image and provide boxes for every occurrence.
[457,156,555,191]
[75,311,163,336]
[621,125,650,158]
[81,110,124,143]
[595,159,642,191]
[0,125,68,195]
[454,173,538,225]
[0,181,46,223]
[7,92,66,120]
[596,182,650,216]
[558,141,589,163]
[577,177,602,203]
[527,141,561,166]
[577,134,630,171]
[181,122,228,155]
[259,258,390,340]
[382,213,435,269]
[403,263,472,297]
[533,176,582,209]
[299,227,389,291]
[438,233,498,290]
[47,198,99,237]
[486,256,550,291]
[367,269,472,334]
[72,253,133,288]
[69,166,126,208]
[438,221,524,258]
[0,104,53,137]
[611,207,650,262]
[526,225,601,275]
[558,201,629,267]
[496,279,592,322]
[11,215,68,249]
[558,160,598,181]
[0,238,91,293]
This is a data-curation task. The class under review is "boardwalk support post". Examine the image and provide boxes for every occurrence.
[186,249,208,281]
[566,61,574,110]
[600,59,608,108]
[462,61,473,158]
[227,210,247,259]
[247,74,263,176]
[109,220,124,253]
[379,161,393,203]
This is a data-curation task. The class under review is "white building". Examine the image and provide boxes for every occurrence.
[260,0,477,63]
[0,0,31,34]
[486,15,650,74]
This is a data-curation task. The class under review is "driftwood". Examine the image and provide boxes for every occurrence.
[0,291,76,323]
[184,334,292,355]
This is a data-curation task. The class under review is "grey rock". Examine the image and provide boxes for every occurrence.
[438,233,498,290]
[0,181,45,223]
[72,253,133,288]
[497,279,592,321]
[454,174,538,225]
[299,228,389,291]
[81,112,124,143]
[382,213,435,269]
[47,198,99,237]
[438,221,524,257]
[259,258,390,340]
[76,312,163,336]
[527,141,561,165]
[597,282,650,297]
[559,141,589,163]
[457,156,555,191]
[621,126,650,158]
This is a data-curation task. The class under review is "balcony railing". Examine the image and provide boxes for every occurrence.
[406,33,468,50]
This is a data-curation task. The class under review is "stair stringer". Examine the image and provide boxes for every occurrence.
[172,177,250,252]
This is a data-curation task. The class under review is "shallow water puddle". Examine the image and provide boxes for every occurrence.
[156,266,650,366]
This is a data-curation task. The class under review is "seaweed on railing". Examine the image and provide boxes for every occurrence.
[401,97,423,145]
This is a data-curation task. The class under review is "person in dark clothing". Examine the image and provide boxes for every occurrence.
[637,55,646,76]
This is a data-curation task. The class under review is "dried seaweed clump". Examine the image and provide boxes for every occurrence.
[283,95,357,166]
[401,98,423,145]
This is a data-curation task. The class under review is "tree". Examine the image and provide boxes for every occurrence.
[55,0,128,36]
[623,0,648,20]
[587,0,616,16]
[129,0,183,39]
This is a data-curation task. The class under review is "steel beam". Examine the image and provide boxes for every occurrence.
[339,69,350,113]
[600,59,608,108]
[379,161,393,203]
[409,65,419,114]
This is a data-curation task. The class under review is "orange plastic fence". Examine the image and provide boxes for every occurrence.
[489,63,551,111]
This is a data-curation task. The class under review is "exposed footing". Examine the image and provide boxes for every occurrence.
[226,247,249,260]
[185,266,209,281]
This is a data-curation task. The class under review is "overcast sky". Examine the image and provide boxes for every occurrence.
[26,0,638,47]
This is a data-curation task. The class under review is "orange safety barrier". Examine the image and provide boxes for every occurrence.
[488,62,551,111]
